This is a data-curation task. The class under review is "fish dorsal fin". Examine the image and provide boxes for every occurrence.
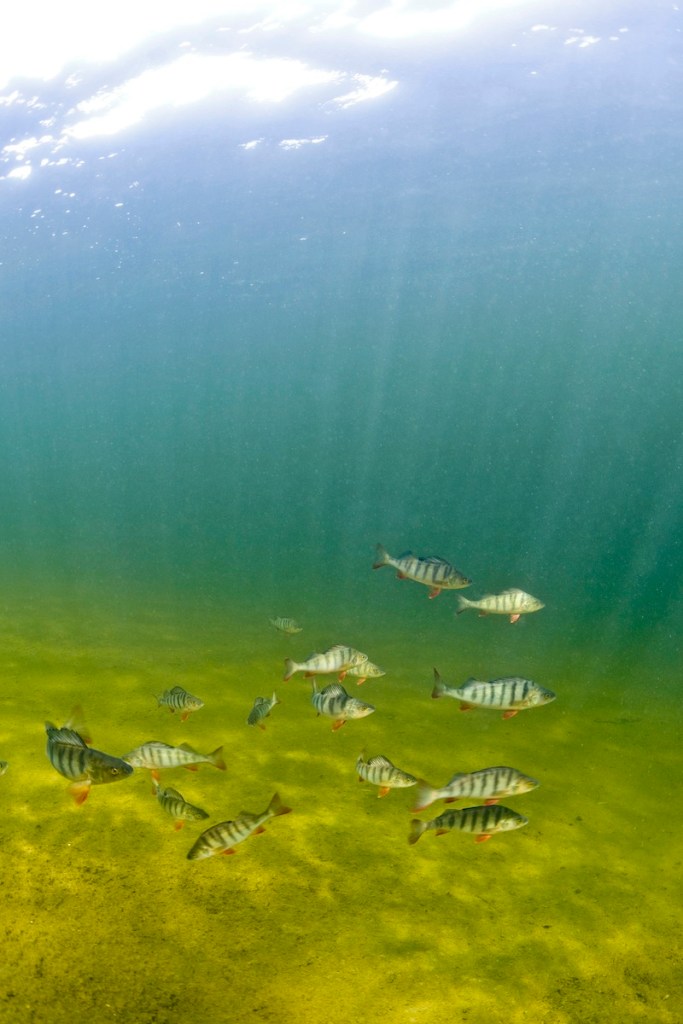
[177,743,198,754]
[325,643,349,653]
[397,550,413,558]
[163,787,184,800]
[445,772,466,785]
[421,555,448,565]
[48,726,88,747]
[321,683,348,698]
[169,686,185,694]
[501,588,523,595]
[368,755,394,769]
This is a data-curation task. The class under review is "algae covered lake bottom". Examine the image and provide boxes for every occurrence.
[0,580,680,1024]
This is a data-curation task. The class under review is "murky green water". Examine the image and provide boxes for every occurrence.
[2,5,682,1022]
[1,575,680,1024]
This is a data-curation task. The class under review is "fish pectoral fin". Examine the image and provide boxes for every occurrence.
[332,720,346,731]
[484,799,500,806]
[69,782,91,805]
[378,787,391,798]
[502,710,519,719]
[428,587,441,599]
[509,614,521,624]
[475,834,492,843]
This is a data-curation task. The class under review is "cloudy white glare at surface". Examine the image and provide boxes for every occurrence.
[0,0,623,183]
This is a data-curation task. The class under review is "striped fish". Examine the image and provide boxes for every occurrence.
[409,804,528,845]
[373,543,471,598]
[122,741,226,779]
[270,617,303,635]
[456,588,544,623]
[412,766,539,812]
[345,660,386,685]
[247,693,281,730]
[0,761,8,776]
[284,644,368,682]
[156,686,204,722]
[311,682,375,731]
[187,792,292,860]
[45,722,134,805]
[153,780,209,830]
[432,668,556,718]
[356,753,417,798]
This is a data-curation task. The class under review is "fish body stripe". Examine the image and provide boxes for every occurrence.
[382,549,470,589]
[440,766,537,801]
[429,804,527,835]
[187,794,291,859]
[356,755,417,788]
[123,742,223,769]
[452,677,554,710]
[270,617,302,634]
[46,728,133,785]
[290,645,368,676]
[155,785,209,822]
[312,685,375,721]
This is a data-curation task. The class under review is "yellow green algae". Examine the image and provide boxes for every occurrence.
[0,581,680,1024]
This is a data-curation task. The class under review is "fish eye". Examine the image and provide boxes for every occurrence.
[110,767,120,775]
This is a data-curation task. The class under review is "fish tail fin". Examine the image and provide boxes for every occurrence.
[283,659,296,681]
[268,792,293,818]
[431,668,446,699]
[209,746,226,771]
[456,595,472,615]
[411,780,437,813]
[372,543,391,570]
[408,819,428,845]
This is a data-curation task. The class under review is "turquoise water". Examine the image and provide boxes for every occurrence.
[0,4,681,1022]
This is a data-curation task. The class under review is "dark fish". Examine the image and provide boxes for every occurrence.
[156,686,204,721]
[187,792,292,860]
[153,780,209,830]
[409,804,528,844]
[311,682,375,731]
[373,543,471,598]
[45,722,133,804]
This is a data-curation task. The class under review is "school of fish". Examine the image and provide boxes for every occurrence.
[32,541,553,858]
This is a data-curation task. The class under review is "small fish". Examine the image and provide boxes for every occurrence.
[412,766,539,812]
[432,668,556,718]
[456,588,544,624]
[373,543,471,598]
[153,780,210,830]
[45,722,133,805]
[122,741,226,779]
[247,693,281,730]
[345,660,386,686]
[356,753,417,798]
[270,617,303,635]
[187,792,292,860]
[409,804,528,845]
[284,644,368,682]
[156,686,204,722]
[0,761,8,776]
[311,682,375,731]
